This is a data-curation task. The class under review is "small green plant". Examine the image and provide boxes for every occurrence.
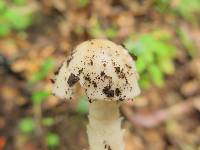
[30,58,55,84]
[77,0,89,7]
[13,0,27,6]
[172,0,200,23]
[19,116,59,147]
[46,132,60,148]
[89,19,118,39]
[89,20,103,38]
[124,30,177,88]
[178,28,197,57]
[105,27,118,39]
[155,0,200,23]
[32,91,50,105]
[42,117,55,127]
[19,116,56,132]
[0,0,37,37]
[19,117,35,134]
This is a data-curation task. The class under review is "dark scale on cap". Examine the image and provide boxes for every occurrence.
[100,71,105,76]
[67,73,80,87]
[78,68,83,75]
[119,98,124,101]
[125,64,132,69]
[92,81,97,88]
[84,75,91,82]
[89,60,93,65]
[108,145,112,150]
[114,67,120,74]
[103,63,106,67]
[126,50,138,61]
[115,50,119,55]
[121,44,126,48]
[88,98,94,103]
[50,78,55,84]
[115,88,121,96]
[130,53,138,61]
[121,44,138,61]
[103,85,114,97]
[118,71,126,79]
[114,66,126,79]
[112,60,116,66]
[66,56,73,66]
[54,64,62,75]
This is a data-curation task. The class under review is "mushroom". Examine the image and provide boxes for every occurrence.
[52,39,140,150]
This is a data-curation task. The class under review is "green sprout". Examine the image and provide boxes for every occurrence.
[42,117,55,127]
[178,28,197,57]
[31,91,50,105]
[155,0,200,23]
[0,0,37,37]
[46,133,60,148]
[19,117,35,134]
[105,27,118,39]
[30,58,55,84]
[124,30,177,88]
[78,0,89,7]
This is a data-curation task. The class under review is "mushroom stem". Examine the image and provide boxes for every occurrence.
[87,101,124,150]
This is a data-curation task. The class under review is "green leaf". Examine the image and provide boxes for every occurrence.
[32,91,50,105]
[155,0,200,23]
[159,59,175,75]
[124,30,177,89]
[139,74,150,89]
[46,133,60,148]
[149,65,164,87]
[42,117,54,127]
[125,39,144,56]
[173,0,200,22]
[178,29,196,57]
[76,96,89,114]
[89,21,103,38]
[19,117,35,134]
[78,0,89,7]
[154,0,170,13]
[136,58,146,73]
[0,0,6,12]
[13,0,27,6]
[4,7,33,30]
[0,22,10,36]
[30,58,55,83]
[105,27,118,39]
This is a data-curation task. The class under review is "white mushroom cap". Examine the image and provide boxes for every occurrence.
[52,39,140,101]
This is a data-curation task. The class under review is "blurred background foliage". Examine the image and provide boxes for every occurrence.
[0,0,200,150]
[0,0,37,36]
[125,30,177,88]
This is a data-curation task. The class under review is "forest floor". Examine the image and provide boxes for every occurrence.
[0,0,200,150]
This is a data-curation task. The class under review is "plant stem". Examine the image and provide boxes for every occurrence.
[33,104,47,150]
[87,101,124,150]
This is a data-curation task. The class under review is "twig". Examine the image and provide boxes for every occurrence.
[121,96,200,128]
